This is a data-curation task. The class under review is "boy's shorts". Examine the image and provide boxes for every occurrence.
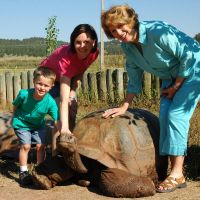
[14,127,47,145]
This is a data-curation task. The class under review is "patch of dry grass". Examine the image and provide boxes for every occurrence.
[0,55,43,71]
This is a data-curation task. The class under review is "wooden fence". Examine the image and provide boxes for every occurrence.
[0,69,160,109]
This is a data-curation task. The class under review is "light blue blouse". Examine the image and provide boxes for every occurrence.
[121,21,200,94]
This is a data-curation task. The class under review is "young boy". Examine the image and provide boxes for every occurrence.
[12,67,59,186]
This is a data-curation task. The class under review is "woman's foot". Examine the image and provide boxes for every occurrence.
[156,176,187,193]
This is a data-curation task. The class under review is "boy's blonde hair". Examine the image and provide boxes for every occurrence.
[101,4,139,39]
[33,67,56,84]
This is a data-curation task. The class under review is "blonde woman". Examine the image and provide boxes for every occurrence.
[101,4,200,193]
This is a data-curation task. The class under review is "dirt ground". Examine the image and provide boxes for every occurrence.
[0,176,200,200]
[0,158,200,200]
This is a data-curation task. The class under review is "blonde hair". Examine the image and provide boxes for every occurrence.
[33,66,56,84]
[101,4,139,39]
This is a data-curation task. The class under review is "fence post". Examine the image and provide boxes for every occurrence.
[13,73,21,99]
[28,70,34,88]
[106,69,114,103]
[115,69,124,101]
[88,72,98,101]
[97,71,107,101]
[123,71,128,97]
[155,76,160,98]
[143,72,151,98]
[21,71,28,89]
[5,71,14,106]
[0,73,6,108]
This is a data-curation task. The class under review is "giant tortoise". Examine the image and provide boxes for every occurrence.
[32,108,168,198]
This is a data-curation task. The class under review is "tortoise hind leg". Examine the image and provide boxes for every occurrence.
[99,168,155,198]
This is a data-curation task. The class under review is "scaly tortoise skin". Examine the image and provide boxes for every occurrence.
[32,108,168,198]
[0,113,19,159]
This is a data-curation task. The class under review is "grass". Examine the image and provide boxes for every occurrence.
[0,55,42,71]
[0,55,125,72]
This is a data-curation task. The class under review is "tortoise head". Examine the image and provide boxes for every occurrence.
[57,133,88,173]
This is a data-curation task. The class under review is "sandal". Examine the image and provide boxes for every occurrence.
[156,176,187,193]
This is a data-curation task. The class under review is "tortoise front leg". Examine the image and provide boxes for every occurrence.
[99,168,155,198]
[32,156,74,189]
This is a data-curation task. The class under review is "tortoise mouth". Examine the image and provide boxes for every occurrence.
[57,139,88,174]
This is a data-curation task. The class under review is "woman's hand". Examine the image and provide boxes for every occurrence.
[162,77,185,99]
[161,85,178,99]
[102,106,128,118]
[60,128,74,138]
[102,94,135,118]
[59,128,76,145]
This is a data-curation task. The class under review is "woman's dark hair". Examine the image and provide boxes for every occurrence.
[70,24,98,53]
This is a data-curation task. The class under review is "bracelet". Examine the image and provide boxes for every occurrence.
[172,85,179,90]
[69,96,77,101]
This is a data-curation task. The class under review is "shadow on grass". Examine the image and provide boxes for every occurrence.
[185,145,200,180]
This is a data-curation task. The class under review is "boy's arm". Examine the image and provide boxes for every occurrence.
[47,99,60,130]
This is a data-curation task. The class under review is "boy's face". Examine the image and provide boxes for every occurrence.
[33,75,54,100]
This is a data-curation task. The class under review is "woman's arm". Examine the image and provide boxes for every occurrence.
[59,75,72,135]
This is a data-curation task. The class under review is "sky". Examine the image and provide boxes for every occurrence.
[0,0,200,42]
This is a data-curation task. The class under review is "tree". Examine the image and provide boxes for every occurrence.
[45,16,59,56]
[194,33,200,43]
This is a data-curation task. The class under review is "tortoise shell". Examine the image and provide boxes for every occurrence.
[73,108,160,178]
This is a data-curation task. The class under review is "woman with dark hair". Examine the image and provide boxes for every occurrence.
[40,24,99,156]
[101,4,200,193]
